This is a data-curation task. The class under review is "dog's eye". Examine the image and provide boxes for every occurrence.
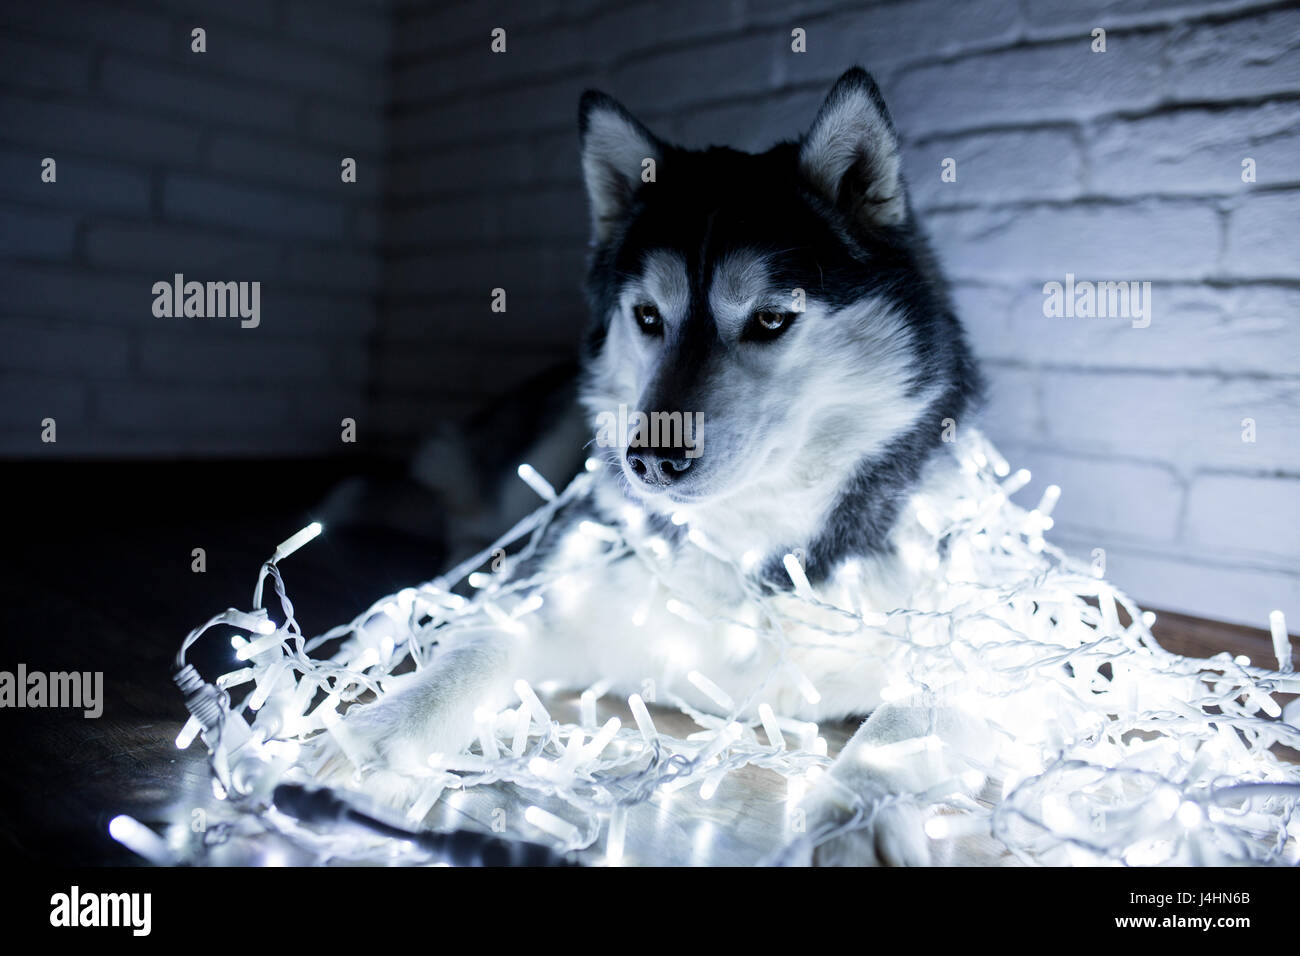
[744,310,795,341]
[632,303,662,334]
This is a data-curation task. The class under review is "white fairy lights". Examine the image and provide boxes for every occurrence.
[516,463,556,501]
[109,814,175,866]
[155,434,1300,868]
[1271,610,1292,674]
[272,522,322,562]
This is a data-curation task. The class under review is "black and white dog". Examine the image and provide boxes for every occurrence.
[324,67,989,865]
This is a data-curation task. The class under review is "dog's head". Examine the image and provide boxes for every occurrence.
[578,67,977,515]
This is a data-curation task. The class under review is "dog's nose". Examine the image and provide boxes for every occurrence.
[626,448,694,487]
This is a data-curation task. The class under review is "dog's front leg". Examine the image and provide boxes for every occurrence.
[314,625,518,784]
[794,702,986,866]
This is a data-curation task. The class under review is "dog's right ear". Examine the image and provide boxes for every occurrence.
[579,91,661,244]
[799,67,907,230]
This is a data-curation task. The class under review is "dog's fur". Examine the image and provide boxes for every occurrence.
[324,68,988,865]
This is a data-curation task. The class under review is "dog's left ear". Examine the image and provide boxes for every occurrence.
[799,67,907,229]
[579,91,663,244]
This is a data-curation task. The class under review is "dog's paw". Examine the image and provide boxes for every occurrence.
[811,800,930,867]
[305,667,479,787]
[302,702,402,787]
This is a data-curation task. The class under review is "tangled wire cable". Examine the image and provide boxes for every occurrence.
[151,434,1299,867]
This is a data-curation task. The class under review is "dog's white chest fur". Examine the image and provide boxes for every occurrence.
[518,443,970,724]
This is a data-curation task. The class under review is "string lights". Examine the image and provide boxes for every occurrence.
[134,432,1299,866]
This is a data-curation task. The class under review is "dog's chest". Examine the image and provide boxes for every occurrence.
[530,500,916,721]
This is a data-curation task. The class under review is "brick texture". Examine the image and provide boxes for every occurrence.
[1,0,1296,630]
[376,0,1300,630]
[0,0,388,458]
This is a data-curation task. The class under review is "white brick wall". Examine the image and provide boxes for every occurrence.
[1,1,1294,630]
[381,0,1300,630]
[0,0,390,458]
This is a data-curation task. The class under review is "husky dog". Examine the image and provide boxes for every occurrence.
[324,67,987,865]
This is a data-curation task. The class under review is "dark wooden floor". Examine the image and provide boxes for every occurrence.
[0,460,1288,866]
[0,459,449,864]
